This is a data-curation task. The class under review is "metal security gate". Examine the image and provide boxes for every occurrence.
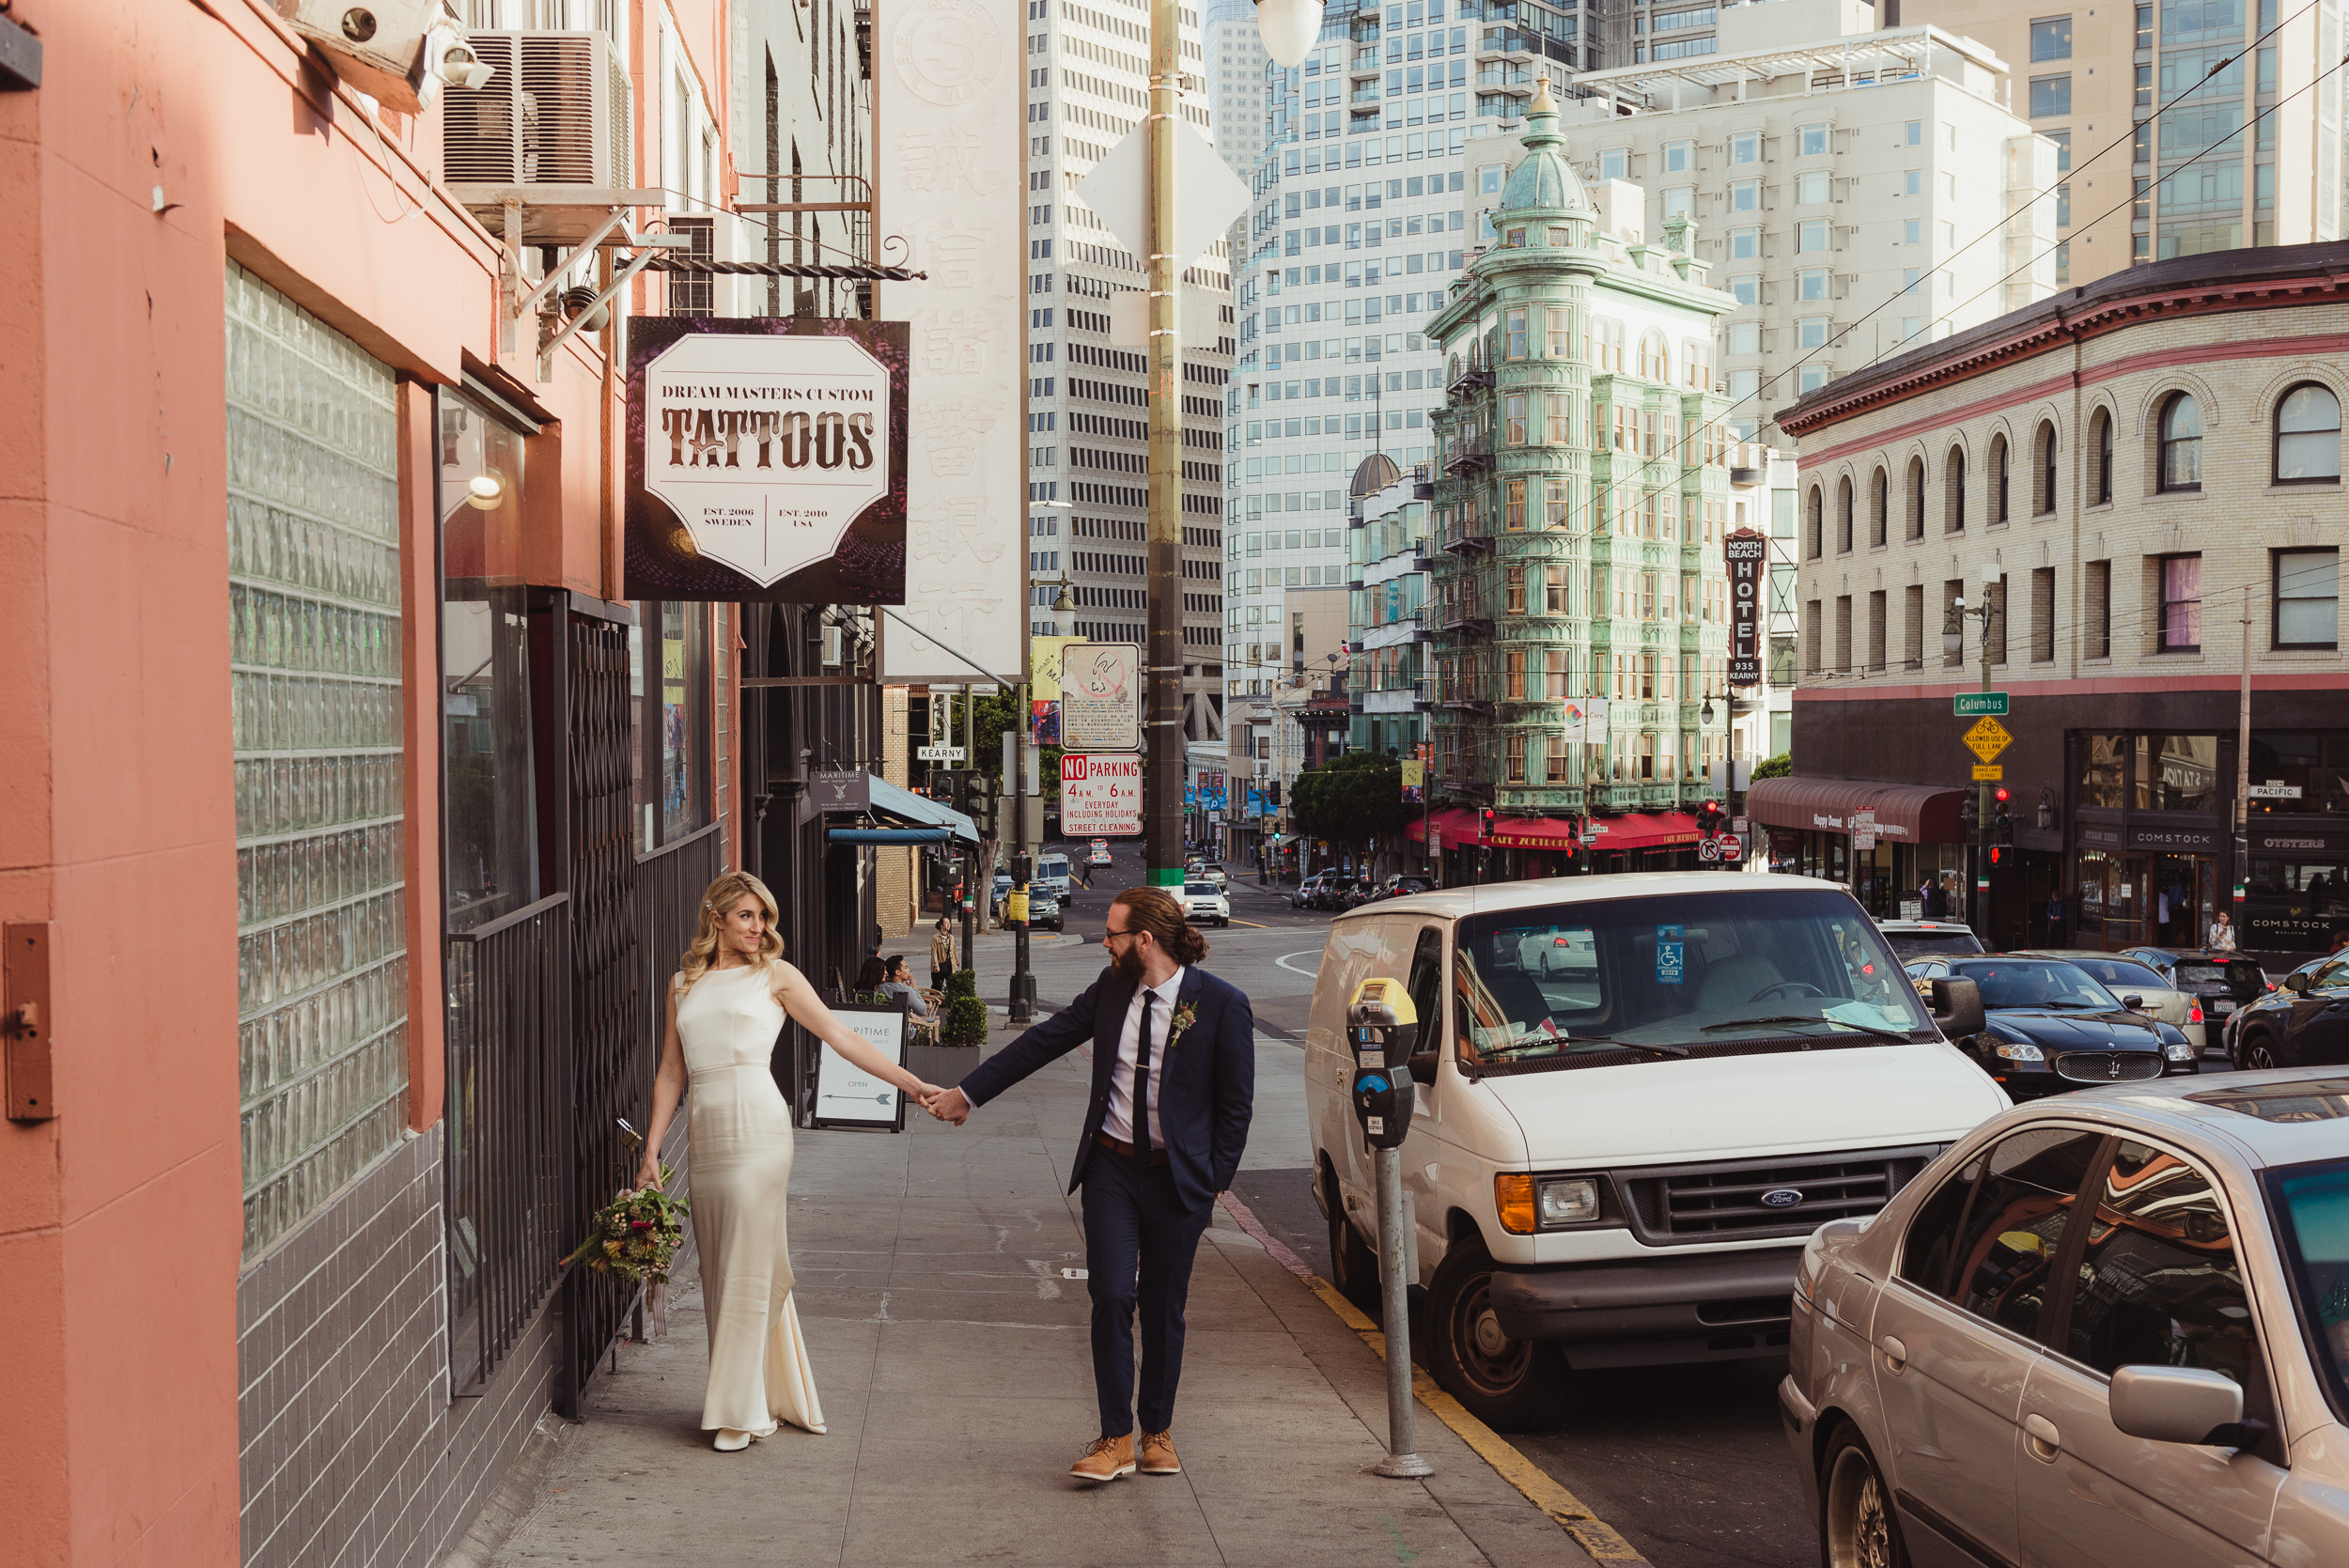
[559,607,642,1417]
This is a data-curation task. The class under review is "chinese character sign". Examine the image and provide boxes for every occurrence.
[625,318,909,602]
[878,0,1025,683]
[1725,529,1766,687]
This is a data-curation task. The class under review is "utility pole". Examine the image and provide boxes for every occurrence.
[1142,0,1185,893]
[1008,720,1036,1024]
[1976,600,1994,924]
[2234,582,2253,909]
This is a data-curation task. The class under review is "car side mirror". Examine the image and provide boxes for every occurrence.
[1930,977,1985,1040]
[2108,1365,2258,1447]
[1407,1050,1439,1087]
[2285,971,2311,994]
[2122,994,2145,1011]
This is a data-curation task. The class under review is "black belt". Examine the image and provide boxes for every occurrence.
[1094,1131,1171,1167]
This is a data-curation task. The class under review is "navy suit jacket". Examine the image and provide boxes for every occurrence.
[957,965,1254,1212]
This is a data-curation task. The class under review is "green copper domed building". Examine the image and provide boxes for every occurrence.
[1421,79,1739,873]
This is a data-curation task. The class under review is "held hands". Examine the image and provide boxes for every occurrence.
[925,1087,972,1126]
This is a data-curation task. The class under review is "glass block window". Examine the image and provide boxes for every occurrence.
[226,262,409,1262]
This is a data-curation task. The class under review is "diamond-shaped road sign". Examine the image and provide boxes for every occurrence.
[1963,716,2013,763]
[1077,118,1253,273]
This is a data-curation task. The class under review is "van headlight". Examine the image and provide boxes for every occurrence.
[1538,1177,1600,1226]
[1992,1042,2045,1063]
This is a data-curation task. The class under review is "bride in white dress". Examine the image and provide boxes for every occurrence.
[635,872,941,1451]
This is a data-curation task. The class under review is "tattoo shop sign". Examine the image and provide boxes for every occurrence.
[625,318,910,602]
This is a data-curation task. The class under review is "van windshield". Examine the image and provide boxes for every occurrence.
[1455,888,1934,1068]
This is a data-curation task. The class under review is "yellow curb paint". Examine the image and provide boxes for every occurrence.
[1227,918,1270,928]
[1303,1278,1651,1565]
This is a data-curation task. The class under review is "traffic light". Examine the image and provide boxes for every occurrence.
[1987,845,2007,867]
[1961,791,1981,834]
[1993,786,2015,846]
[966,774,997,838]
[1697,800,1722,837]
[1480,807,1497,840]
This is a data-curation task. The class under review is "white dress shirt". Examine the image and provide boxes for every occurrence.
[1100,967,1187,1149]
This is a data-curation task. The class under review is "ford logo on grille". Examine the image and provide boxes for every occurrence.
[1761,1188,1805,1208]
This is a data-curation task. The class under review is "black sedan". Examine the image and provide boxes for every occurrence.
[1902,955,2198,1096]
[2223,950,2349,1069]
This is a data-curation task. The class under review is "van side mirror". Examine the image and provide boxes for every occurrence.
[2109,1365,2257,1447]
[1930,978,1985,1040]
[1407,1050,1439,1087]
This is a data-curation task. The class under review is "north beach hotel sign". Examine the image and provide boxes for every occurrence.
[626,318,910,602]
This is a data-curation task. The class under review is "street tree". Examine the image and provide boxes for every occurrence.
[1289,752,1417,878]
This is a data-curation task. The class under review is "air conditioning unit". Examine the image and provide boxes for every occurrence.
[443,30,634,241]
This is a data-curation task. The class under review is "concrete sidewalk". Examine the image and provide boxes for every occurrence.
[474,1024,1607,1568]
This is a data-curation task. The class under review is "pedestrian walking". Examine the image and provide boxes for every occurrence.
[930,916,956,991]
[926,887,1255,1483]
[632,873,943,1451]
[2207,909,2238,952]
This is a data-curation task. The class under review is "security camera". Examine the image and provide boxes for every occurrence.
[437,39,495,92]
[274,0,462,114]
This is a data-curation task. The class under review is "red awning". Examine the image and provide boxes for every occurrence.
[1584,810,1703,851]
[1747,776,1968,845]
[1405,806,1484,849]
[1486,815,1581,849]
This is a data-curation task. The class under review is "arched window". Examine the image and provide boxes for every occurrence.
[1640,330,1671,381]
[1836,476,1854,552]
[1906,457,1925,540]
[1805,485,1824,559]
[2158,393,2202,491]
[2035,421,2059,515]
[2091,408,2113,505]
[2275,382,2342,482]
[1944,446,1968,533]
[1869,467,1889,548]
[1990,434,2011,523]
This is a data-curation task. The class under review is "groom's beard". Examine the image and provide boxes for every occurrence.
[1110,941,1144,985]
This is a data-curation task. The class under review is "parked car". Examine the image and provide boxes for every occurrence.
[2223,950,2349,1070]
[1306,872,2003,1430]
[2123,947,2275,1047]
[1294,869,1340,908]
[1874,918,1987,962]
[2010,948,2207,1053]
[1380,874,1437,901]
[1782,1068,2349,1568]
[1181,879,1231,927]
[1027,889,1064,932]
[1198,862,1228,888]
[1903,955,2198,1096]
[989,872,1013,917]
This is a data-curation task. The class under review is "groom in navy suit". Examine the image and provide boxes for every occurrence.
[927,885,1254,1483]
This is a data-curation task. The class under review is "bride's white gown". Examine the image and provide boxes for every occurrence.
[677,962,826,1436]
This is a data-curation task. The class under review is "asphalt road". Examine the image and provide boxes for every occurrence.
[971,845,1822,1568]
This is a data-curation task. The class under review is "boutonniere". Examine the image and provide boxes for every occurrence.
[1166,1001,1199,1050]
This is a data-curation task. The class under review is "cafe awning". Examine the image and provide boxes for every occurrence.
[1404,806,1484,849]
[1486,815,1582,849]
[1747,777,1967,845]
[1584,811,1704,851]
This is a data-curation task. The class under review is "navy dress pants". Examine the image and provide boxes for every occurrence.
[1080,1152,1215,1437]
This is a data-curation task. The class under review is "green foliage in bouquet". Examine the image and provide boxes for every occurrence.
[944,968,977,999]
[564,1166,692,1283]
[942,991,989,1048]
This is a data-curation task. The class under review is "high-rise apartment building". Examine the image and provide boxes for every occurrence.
[1025,0,1236,747]
[1900,0,2343,278]
[1208,0,1271,180]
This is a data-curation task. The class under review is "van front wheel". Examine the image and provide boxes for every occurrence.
[1426,1240,1572,1432]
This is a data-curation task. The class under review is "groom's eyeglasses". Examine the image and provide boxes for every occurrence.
[1102,925,1143,948]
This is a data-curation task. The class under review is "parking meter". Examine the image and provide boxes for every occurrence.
[1347,977,1419,1151]
[1345,975,1433,1478]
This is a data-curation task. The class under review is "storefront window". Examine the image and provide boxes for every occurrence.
[632,601,711,851]
[2082,732,2127,808]
[2247,734,2321,815]
[439,393,538,929]
[2134,733,2219,812]
[2245,862,2349,951]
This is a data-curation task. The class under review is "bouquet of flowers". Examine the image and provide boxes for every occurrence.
[564,1165,692,1284]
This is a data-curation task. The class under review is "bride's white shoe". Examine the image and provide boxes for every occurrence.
[713,1428,754,1452]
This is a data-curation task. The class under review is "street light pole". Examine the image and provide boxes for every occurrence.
[1143,0,1185,893]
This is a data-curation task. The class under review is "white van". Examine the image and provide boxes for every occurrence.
[1305,872,2002,1430]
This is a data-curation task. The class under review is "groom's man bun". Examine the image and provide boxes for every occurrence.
[1112,886,1208,966]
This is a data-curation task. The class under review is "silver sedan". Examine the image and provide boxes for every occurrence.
[1781,1068,2349,1568]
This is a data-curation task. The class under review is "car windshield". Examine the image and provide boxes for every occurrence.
[1881,929,1984,959]
[1453,888,1933,1064]
[2178,959,2267,988]
[2269,1157,2349,1417]
[1185,882,1218,896]
[1950,959,2121,1011]
[2061,957,2169,994]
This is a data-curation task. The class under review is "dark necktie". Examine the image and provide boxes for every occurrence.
[1131,989,1158,1171]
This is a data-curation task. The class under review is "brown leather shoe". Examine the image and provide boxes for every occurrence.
[1069,1433,1136,1483]
[1138,1429,1180,1474]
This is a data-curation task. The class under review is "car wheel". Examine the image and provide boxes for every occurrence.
[1819,1421,1910,1568]
[1325,1188,1381,1314]
[2242,1029,2283,1072]
[1426,1237,1572,1432]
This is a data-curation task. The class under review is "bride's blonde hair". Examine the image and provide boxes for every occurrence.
[681,871,784,987]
